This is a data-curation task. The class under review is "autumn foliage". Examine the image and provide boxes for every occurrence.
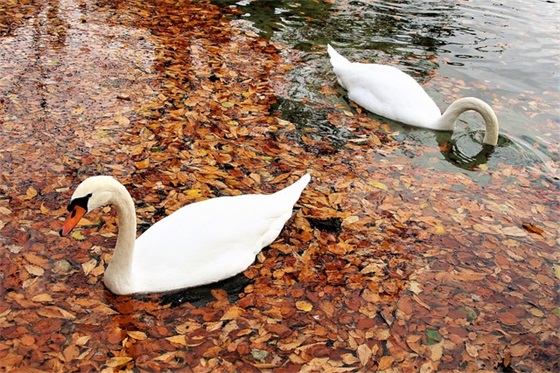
[0,0,558,372]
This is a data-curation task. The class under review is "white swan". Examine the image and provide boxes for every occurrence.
[60,174,310,295]
[327,45,500,145]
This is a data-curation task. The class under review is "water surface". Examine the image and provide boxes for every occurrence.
[216,0,560,173]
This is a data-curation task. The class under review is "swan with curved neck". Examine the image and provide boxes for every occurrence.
[60,174,310,295]
[327,44,499,145]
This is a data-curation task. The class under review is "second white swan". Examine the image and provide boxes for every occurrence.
[327,44,499,145]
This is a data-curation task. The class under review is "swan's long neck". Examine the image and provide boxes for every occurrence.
[105,183,137,283]
[436,97,500,145]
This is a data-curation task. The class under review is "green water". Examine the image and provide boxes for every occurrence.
[215,0,559,174]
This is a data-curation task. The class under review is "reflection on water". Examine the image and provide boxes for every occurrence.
[111,273,253,308]
[0,0,157,132]
[215,0,559,172]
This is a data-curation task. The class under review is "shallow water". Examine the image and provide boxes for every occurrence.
[215,0,560,173]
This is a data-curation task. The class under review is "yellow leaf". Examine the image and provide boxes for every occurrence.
[295,300,313,312]
[554,265,560,280]
[71,230,86,241]
[428,342,443,361]
[465,342,478,358]
[105,356,132,368]
[529,308,544,317]
[127,331,147,340]
[114,114,130,126]
[75,335,91,346]
[357,344,372,366]
[40,204,50,214]
[378,356,394,369]
[368,180,388,190]
[134,158,150,169]
[32,293,53,303]
[26,187,38,199]
[221,306,244,320]
[185,189,202,199]
[24,264,44,276]
[433,224,446,235]
[82,259,97,275]
[165,335,186,346]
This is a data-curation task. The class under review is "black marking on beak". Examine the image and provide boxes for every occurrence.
[67,193,92,213]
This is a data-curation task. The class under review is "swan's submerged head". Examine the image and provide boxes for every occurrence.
[59,176,118,236]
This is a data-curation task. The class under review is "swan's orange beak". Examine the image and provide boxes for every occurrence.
[60,205,87,236]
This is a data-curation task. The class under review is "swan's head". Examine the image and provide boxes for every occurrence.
[59,176,119,236]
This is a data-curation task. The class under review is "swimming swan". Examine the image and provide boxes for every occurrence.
[60,174,310,295]
[327,44,499,145]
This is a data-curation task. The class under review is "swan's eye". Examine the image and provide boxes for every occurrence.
[67,193,92,212]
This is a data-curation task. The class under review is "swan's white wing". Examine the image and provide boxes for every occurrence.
[332,60,443,129]
[130,174,309,293]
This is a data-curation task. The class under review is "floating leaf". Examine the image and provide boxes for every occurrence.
[295,300,313,312]
[105,356,133,368]
[521,222,544,235]
[357,344,371,366]
[24,264,44,277]
[166,335,186,346]
[368,180,388,190]
[251,349,268,363]
[71,230,86,241]
[27,186,38,198]
[459,306,478,322]
[127,331,147,340]
[425,329,442,345]
[32,294,53,303]
[134,158,150,169]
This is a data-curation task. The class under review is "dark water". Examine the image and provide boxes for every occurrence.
[215,0,559,174]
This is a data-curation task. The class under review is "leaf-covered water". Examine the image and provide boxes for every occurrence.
[0,0,558,372]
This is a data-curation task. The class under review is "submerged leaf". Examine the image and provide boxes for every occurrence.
[425,329,442,345]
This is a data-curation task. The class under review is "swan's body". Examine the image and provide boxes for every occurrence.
[327,45,499,145]
[60,174,310,295]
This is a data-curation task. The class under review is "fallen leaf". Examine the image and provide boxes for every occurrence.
[521,222,544,235]
[356,344,371,366]
[24,264,44,276]
[166,335,186,346]
[31,294,53,303]
[105,356,133,367]
[295,300,313,312]
[368,180,388,190]
[127,331,147,340]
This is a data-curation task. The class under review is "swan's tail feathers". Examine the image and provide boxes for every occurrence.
[327,44,351,66]
[274,173,311,207]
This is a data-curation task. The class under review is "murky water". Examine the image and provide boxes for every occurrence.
[215,0,559,173]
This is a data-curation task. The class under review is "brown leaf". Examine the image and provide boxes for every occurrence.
[31,293,53,303]
[521,222,544,235]
[105,356,132,368]
[127,331,148,340]
[166,335,187,346]
[510,344,530,357]
[356,344,371,366]
[295,300,313,312]
[37,306,76,320]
